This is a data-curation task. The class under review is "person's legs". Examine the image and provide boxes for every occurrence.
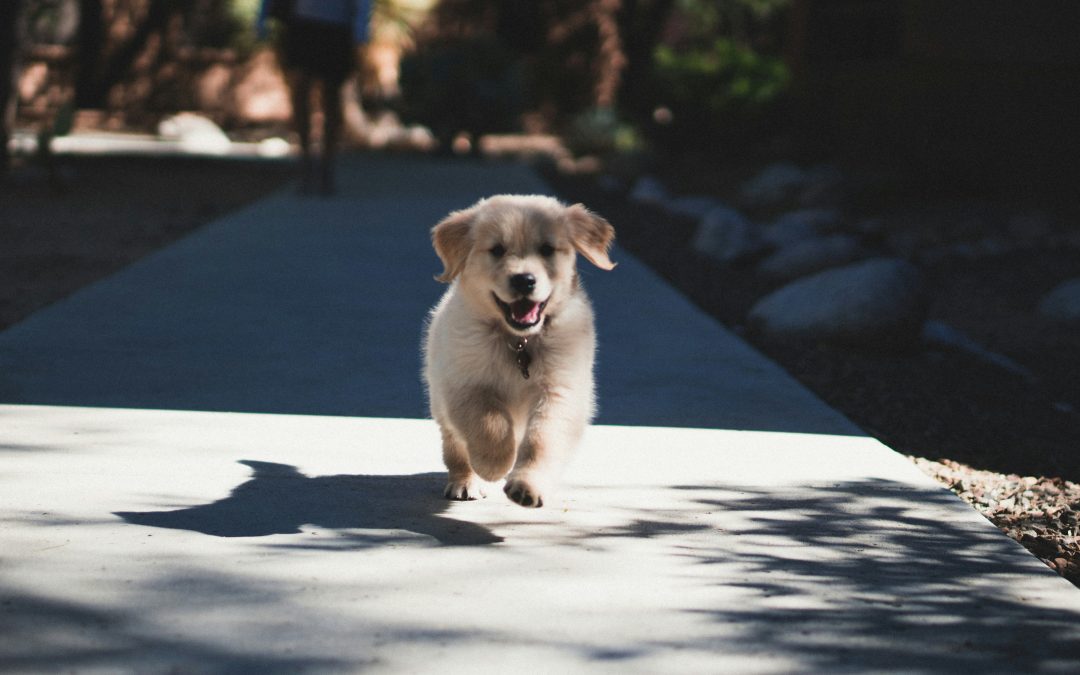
[319,75,346,196]
[287,68,315,193]
[284,17,351,197]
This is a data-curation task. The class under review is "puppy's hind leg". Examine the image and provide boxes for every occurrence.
[440,426,485,501]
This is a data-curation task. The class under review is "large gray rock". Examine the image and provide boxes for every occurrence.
[748,258,927,346]
[757,234,868,282]
[1038,278,1080,322]
[667,195,723,220]
[740,162,806,207]
[692,206,766,264]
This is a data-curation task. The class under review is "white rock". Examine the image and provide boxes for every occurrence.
[667,195,722,220]
[748,258,927,345]
[1038,278,1080,322]
[257,137,292,158]
[629,176,669,206]
[692,206,765,265]
[158,113,231,155]
[406,125,438,152]
[757,234,867,282]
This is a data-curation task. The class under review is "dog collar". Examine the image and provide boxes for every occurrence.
[509,337,532,379]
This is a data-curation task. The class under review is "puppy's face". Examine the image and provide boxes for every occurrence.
[432,196,615,336]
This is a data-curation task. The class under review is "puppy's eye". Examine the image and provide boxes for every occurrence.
[539,243,556,258]
[490,244,506,259]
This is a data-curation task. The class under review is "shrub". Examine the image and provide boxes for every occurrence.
[651,36,789,144]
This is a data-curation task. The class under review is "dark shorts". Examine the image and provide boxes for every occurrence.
[281,18,352,82]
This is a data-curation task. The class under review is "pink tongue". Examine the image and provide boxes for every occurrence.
[511,301,541,324]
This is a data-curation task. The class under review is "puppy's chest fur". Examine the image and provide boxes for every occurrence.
[454,318,559,394]
[425,286,584,395]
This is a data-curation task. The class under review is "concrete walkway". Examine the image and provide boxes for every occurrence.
[2,155,1079,673]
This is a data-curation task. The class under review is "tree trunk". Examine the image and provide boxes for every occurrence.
[75,0,180,110]
[1,0,21,176]
[615,0,674,118]
[591,0,625,109]
[74,0,105,109]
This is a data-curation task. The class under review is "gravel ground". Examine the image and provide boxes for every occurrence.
[544,166,1080,588]
[914,457,1080,580]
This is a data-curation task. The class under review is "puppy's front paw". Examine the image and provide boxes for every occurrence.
[444,476,486,501]
[503,475,544,508]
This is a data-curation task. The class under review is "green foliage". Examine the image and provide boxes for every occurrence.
[653,37,789,118]
[672,0,789,39]
[227,0,263,54]
[370,0,436,46]
[646,0,791,153]
[565,107,645,158]
[21,0,79,45]
[229,0,263,25]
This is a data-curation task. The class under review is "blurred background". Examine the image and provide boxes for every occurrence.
[6,0,1079,190]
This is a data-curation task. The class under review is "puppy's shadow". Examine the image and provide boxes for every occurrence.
[115,460,501,547]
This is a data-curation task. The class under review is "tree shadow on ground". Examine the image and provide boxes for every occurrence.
[115,461,501,547]
[10,475,1080,670]
[0,580,351,673]
[666,479,1080,671]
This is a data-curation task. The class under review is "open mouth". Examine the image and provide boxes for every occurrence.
[493,293,548,331]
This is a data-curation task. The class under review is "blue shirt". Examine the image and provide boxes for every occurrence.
[259,0,372,44]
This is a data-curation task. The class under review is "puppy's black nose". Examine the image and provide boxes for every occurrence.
[509,273,537,295]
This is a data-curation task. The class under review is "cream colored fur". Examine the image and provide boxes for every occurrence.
[423,195,616,507]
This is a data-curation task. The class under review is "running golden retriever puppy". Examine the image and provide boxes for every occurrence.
[424,195,616,507]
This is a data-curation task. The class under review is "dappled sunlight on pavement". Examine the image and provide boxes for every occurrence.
[3,405,1080,672]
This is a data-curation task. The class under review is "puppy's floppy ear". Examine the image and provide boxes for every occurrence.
[432,206,476,283]
[566,203,616,271]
